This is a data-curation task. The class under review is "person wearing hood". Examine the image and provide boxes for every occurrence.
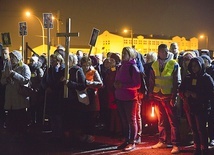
[150,44,181,154]
[201,54,214,147]
[114,47,141,151]
[41,53,65,141]
[1,50,31,135]
[179,57,214,155]
[28,55,44,126]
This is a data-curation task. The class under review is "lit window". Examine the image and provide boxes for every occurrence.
[152,41,155,45]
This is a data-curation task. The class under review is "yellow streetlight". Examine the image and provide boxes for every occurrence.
[123,28,134,48]
[25,11,45,52]
[199,34,209,49]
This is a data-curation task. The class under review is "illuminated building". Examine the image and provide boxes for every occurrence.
[94,31,198,57]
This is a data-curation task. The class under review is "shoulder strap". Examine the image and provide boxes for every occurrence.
[75,68,80,83]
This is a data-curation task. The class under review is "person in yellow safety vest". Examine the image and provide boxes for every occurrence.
[149,44,181,154]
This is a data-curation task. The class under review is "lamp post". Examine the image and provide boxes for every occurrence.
[52,16,60,45]
[199,35,209,49]
[26,11,45,52]
[123,29,134,48]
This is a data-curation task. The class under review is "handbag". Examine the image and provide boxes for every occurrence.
[75,69,90,105]
[76,89,90,105]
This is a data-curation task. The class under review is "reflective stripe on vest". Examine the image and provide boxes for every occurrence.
[152,60,176,94]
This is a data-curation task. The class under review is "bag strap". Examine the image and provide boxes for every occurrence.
[76,68,80,83]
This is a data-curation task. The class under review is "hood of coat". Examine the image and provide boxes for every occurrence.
[11,50,22,61]
[188,57,205,75]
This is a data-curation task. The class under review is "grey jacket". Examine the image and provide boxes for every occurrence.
[1,62,31,110]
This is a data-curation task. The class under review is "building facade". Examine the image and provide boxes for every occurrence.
[94,30,198,57]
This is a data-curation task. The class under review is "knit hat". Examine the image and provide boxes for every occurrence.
[183,52,196,60]
[110,53,121,65]
[201,55,211,64]
[54,49,65,59]
[31,56,39,63]
[57,45,65,51]
[11,50,22,61]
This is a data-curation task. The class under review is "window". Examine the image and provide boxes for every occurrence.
[152,41,155,45]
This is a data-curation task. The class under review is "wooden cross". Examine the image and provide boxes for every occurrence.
[56,18,79,98]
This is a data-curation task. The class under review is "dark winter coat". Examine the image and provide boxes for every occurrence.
[67,66,86,108]
[41,65,65,115]
[179,57,214,114]
[104,67,118,109]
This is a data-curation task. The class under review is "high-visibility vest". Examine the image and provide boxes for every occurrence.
[152,60,176,94]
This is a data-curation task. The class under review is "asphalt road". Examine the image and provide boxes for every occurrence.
[0,125,214,155]
[0,117,214,155]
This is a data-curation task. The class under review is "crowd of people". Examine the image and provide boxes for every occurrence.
[0,43,214,155]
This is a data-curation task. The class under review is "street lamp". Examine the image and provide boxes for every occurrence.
[123,28,134,48]
[199,34,209,49]
[25,11,45,52]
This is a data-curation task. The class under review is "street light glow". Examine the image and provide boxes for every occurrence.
[25,11,45,52]
[26,11,31,17]
[199,35,205,39]
[199,34,209,49]
[123,29,128,33]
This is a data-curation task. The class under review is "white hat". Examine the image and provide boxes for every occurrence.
[31,56,39,63]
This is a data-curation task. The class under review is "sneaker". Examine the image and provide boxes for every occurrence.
[123,143,135,151]
[117,141,129,150]
[171,145,180,154]
[134,136,141,144]
[210,139,214,146]
[151,142,167,149]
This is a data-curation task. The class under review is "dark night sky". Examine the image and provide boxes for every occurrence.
[0,0,214,51]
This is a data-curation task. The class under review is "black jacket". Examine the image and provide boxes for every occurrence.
[179,57,214,113]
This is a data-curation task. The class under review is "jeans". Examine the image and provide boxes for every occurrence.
[117,99,138,143]
[186,110,208,150]
[136,99,142,137]
[153,97,180,145]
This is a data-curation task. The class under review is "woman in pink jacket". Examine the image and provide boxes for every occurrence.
[114,47,141,151]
